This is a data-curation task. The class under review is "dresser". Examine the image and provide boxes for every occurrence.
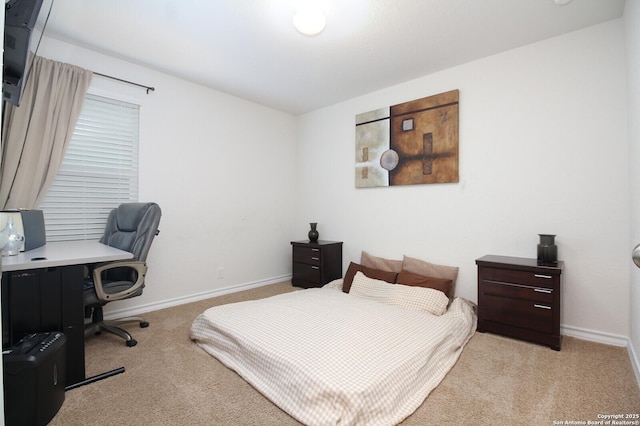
[476,255,564,350]
[291,240,343,288]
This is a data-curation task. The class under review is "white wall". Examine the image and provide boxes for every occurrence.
[37,37,299,311]
[36,18,631,344]
[296,19,630,341]
[625,0,640,381]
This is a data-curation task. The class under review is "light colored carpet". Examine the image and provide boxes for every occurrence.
[51,281,640,425]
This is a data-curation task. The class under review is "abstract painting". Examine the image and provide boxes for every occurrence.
[355,90,459,188]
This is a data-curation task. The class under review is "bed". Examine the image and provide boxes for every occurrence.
[190,253,477,426]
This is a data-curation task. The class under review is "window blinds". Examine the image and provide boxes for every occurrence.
[39,93,139,241]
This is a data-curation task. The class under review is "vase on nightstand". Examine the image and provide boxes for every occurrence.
[308,223,319,243]
[537,234,557,265]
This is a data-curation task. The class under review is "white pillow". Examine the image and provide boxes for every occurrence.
[349,271,449,316]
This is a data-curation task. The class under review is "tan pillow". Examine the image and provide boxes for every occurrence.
[402,255,459,295]
[349,272,449,316]
[361,251,403,273]
[342,262,398,293]
[396,270,453,300]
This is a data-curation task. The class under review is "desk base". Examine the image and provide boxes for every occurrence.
[65,367,125,391]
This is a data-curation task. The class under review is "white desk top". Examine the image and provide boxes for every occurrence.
[1,241,133,272]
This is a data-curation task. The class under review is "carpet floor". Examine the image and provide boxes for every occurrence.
[51,281,640,425]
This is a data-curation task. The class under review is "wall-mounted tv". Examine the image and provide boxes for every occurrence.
[3,0,45,106]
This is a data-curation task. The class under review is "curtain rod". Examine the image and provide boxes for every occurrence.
[94,72,155,94]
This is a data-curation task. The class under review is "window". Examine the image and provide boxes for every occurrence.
[39,93,139,241]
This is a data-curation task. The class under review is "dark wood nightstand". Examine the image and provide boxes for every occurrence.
[476,255,564,350]
[291,240,343,288]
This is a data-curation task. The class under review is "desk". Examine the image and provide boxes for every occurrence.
[2,241,133,272]
[2,241,133,386]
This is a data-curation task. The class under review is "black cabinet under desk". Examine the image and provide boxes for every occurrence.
[2,265,85,386]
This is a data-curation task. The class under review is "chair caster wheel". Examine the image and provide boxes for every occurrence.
[140,321,149,328]
[126,339,138,347]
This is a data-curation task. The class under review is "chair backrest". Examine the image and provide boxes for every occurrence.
[100,202,162,262]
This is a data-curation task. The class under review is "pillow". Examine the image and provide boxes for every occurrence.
[349,272,449,316]
[402,255,459,295]
[396,270,453,300]
[342,262,398,293]
[360,251,403,273]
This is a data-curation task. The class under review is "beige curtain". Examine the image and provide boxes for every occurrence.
[0,56,93,209]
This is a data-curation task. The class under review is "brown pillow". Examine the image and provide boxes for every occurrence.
[402,255,459,295]
[395,270,453,300]
[342,262,398,293]
[360,251,403,273]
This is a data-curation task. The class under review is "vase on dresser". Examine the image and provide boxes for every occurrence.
[537,234,557,266]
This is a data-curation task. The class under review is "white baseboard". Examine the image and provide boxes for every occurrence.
[103,274,293,320]
[561,324,628,347]
[627,339,640,389]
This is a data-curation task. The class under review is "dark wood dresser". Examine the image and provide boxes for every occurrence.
[476,255,564,350]
[291,240,343,288]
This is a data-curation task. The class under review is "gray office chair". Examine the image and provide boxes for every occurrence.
[84,202,161,347]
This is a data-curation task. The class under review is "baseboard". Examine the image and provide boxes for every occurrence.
[561,324,628,347]
[627,339,640,389]
[103,274,293,320]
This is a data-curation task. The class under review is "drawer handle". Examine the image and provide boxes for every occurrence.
[311,257,320,261]
[534,304,551,310]
[311,248,320,252]
[534,274,552,279]
[311,266,319,270]
[534,288,552,294]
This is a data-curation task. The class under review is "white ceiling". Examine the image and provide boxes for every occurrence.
[39,0,625,115]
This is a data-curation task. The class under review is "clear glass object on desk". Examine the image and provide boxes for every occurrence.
[0,216,25,256]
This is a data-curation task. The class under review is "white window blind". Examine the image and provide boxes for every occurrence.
[39,93,139,241]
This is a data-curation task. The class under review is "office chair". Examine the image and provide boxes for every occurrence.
[84,202,161,347]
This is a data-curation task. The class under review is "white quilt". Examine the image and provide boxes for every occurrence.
[190,287,477,426]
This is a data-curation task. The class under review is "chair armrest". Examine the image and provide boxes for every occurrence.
[92,260,148,302]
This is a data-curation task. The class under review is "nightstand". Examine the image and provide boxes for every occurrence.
[476,255,564,350]
[291,240,343,288]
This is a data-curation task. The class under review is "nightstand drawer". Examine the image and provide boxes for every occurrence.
[293,247,321,266]
[481,267,556,289]
[481,294,553,334]
[480,280,553,304]
[293,262,321,284]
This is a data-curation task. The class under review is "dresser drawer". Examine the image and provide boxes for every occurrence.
[293,247,321,266]
[481,293,553,334]
[481,267,556,289]
[480,280,553,304]
[293,262,321,284]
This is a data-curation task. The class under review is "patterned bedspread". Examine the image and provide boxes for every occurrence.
[190,287,477,426]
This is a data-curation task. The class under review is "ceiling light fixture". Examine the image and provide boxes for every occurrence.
[553,0,573,5]
[293,3,326,36]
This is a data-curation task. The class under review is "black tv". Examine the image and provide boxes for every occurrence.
[3,0,44,106]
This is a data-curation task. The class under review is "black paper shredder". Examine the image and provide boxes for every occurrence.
[3,332,67,426]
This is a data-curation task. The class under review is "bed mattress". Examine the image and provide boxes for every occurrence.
[191,287,476,425]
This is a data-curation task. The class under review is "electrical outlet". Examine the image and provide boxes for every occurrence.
[216,267,224,279]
